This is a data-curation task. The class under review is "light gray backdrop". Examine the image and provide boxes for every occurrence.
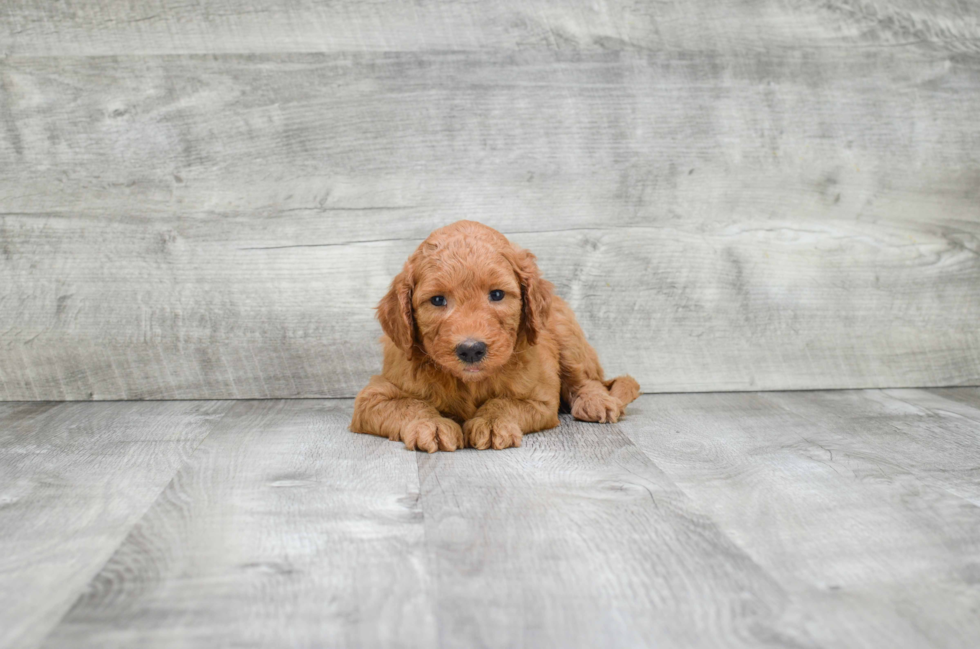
[1,1,979,400]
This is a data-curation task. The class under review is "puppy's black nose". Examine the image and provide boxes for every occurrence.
[455,340,488,364]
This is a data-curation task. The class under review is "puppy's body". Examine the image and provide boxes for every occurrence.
[350,221,639,451]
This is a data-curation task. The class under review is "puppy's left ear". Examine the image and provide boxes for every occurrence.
[511,248,553,345]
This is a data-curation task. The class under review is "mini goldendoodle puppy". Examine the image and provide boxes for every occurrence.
[350,220,639,451]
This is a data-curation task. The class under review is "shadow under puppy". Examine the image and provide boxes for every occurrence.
[350,220,639,451]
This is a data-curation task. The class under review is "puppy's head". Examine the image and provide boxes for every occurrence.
[377,220,552,381]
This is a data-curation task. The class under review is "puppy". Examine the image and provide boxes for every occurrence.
[350,220,640,451]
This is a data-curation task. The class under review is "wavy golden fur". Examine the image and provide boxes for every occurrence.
[350,220,640,451]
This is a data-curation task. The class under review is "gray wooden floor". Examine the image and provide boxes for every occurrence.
[2,389,979,649]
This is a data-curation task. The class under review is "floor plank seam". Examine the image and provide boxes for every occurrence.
[413,454,443,649]
[615,419,794,591]
[895,389,980,426]
[5,392,980,646]
[31,401,239,649]
[760,391,980,513]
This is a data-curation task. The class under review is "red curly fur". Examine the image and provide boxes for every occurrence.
[350,220,640,451]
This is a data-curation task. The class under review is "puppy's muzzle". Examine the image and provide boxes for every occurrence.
[455,340,487,364]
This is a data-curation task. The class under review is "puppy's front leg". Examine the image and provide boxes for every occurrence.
[350,376,464,453]
[464,398,559,450]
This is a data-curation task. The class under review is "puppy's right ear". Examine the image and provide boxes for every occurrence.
[376,261,417,359]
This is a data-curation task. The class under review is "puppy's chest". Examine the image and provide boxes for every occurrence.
[437,382,506,421]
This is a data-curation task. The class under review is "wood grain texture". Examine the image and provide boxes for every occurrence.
[1,45,979,399]
[43,400,434,649]
[621,391,980,649]
[40,403,817,649]
[0,400,231,649]
[927,386,980,410]
[4,391,980,647]
[416,417,818,649]
[3,0,977,57]
[767,388,980,506]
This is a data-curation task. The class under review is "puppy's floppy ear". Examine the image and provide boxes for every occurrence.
[376,259,418,359]
[511,248,553,345]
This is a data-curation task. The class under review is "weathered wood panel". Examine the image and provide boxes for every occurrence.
[0,400,231,649]
[928,386,980,410]
[767,388,980,505]
[3,0,977,57]
[621,391,980,648]
[8,391,980,647]
[2,21,979,399]
[4,51,979,218]
[40,402,815,649]
[415,418,812,648]
[2,213,979,400]
[44,400,434,649]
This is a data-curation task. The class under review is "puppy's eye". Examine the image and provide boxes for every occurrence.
[430,296,447,307]
[489,289,505,302]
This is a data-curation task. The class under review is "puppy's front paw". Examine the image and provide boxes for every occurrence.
[463,417,523,450]
[399,417,464,453]
[571,390,624,423]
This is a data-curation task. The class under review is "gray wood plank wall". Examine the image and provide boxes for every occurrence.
[1,2,979,400]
